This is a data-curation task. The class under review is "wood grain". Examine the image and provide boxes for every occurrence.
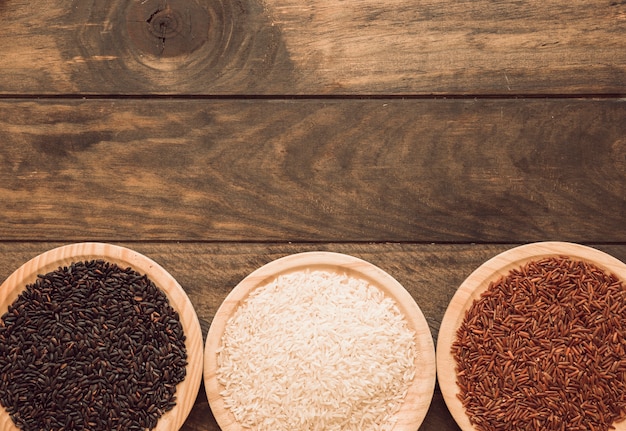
[0,0,624,94]
[0,1,622,431]
[0,98,625,243]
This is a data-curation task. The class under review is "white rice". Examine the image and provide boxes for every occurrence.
[216,269,417,431]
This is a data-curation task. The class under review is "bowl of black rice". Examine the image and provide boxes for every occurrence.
[0,242,203,431]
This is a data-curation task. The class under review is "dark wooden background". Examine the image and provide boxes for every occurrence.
[1,0,625,429]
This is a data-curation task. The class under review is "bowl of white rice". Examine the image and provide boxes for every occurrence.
[204,251,436,431]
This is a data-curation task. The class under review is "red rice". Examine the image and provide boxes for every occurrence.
[452,256,626,431]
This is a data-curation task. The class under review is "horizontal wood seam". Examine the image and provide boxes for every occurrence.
[0,94,625,101]
[1,240,626,246]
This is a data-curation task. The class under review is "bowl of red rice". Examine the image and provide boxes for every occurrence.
[204,251,436,431]
[437,241,626,431]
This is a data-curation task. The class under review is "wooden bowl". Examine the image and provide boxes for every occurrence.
[0,242,203,431]
[204,251,436,431]
[437,241,626,431]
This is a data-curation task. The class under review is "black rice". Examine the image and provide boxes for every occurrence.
[0,260,187,431]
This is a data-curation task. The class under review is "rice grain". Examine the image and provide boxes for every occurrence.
[217,269,417,431]
[452,256,626,431]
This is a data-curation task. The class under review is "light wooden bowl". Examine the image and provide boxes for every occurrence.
[437,241,626,431]
[0,242,203,431]
[204,251,436,431]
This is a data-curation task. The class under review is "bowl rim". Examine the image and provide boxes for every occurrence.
[203,250,437,431]
[0,242,203,431]
[436,241,626,431]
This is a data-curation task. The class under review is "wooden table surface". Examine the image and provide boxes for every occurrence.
[1,0,625,429]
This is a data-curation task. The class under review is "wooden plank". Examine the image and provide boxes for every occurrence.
[0,0,624,95]
[1,98,625,242]
[2,241,626,430]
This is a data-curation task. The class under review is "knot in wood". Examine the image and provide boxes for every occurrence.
[146,7,182,40]
[127,0,209,58]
